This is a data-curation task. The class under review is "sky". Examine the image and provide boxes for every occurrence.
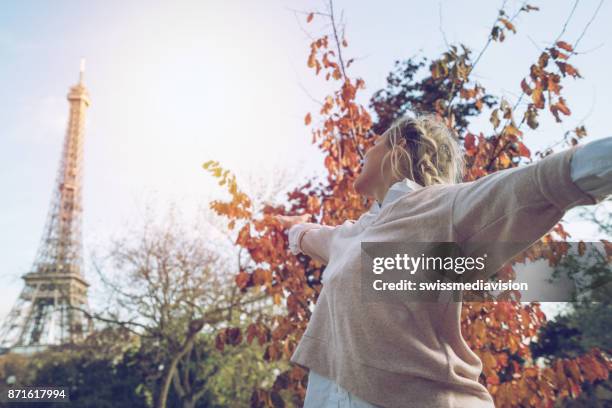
[1,0,611,321]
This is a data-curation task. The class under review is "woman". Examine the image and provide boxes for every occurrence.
[276,114,612,408]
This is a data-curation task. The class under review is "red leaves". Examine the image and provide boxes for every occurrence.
[516,142,531,158]
[306,12,313,23]
[215,327,243,352]
[246,322,271,346]
[464,133,476,152]
[556,41,573,52]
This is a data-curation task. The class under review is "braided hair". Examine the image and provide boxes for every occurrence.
[380,114,465,186]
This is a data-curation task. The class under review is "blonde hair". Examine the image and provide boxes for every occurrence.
[380,113,465,186]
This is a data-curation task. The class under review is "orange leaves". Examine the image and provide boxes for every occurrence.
[531,85,545,109]
[202,161,252,225]
[499,18,516,33]
[518,39,581,128]
[498,151,511,168]
[306,12,313,23]
[504,124,523,139]
[307,35,329,75]
[459,85,486,111]
[304,112,311,126]
[556,41,573,52]
[341,79,357,101]
[482,352,502,385]
[537,51,549,69]
[430,60,449,80]
[324,155,339,176]
[306,32,348,83]
[472,318,488,345]
[235,271,250,290]
[550,97,571,122]
[307,50,318,71]
[466,298,611,408]
[489,5,538,43]
[548,47,569,60]
[252,268,273,286]
[555,61,581,78]
[206,20,372,408]
[520,78,532,96]
[543,352,612,404]
[271,318,293,341]
[305,194,320,214]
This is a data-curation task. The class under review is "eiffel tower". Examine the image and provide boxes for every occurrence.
[0,60,93,354]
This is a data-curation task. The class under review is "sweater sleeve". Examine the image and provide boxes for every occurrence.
[288,222,338,265]
[452,143,604,278]
[570,136,612,199]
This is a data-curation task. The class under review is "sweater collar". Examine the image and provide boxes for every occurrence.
[369,178,423,215]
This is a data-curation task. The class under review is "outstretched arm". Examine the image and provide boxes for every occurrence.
[288,223,337,265]
[275,214,339,265]
[452,136,612,276]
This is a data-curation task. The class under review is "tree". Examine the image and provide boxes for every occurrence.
[72,209,277,408]
[0,328,152,408]
[532,205,612,407]
[203,1,611,406]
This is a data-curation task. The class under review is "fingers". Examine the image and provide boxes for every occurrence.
[274,215,293,229]
[299,213,311,223]
[273,214,311,229]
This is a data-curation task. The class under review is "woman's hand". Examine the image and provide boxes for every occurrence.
[274,214,311,230]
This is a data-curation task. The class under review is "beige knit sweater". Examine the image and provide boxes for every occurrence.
[289,146,599,408]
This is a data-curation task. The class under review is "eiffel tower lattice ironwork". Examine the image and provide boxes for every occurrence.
[0,61,93,353]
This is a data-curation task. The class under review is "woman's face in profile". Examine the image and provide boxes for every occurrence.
[353,134,392,197]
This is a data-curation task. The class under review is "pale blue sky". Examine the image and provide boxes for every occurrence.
[1,0,610,319]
